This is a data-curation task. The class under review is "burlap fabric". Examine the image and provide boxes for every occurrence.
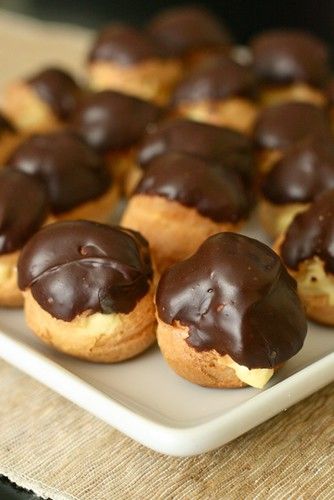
[0,11,333,500]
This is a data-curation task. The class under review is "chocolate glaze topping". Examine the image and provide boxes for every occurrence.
[0,112,15,136]
[253,102,330,150]
[27,67,81,120]
[171,56,255,104]
[262,134,334,204]
[147,6,231,58]
[7,132,111,214]
[138,119,254,184]
[18,221,153,321]
[88,24,159,65]
[0,169,48,254]
[281,189,334,274]
[157,232,307,368]
[134,152,250,222]
[251,30,330,87]
[71,90,161,153]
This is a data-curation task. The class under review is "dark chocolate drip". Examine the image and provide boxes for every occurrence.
[27,67,81,120]
[253,102,330,150]
[0,112,15,136]
[147,6,231,58]
[171,56,255,103]
[0,169,48,254]
[262,134,334,204]
[281,189,334,273]
[251,30,330,87]
[134,152,250,222]
[156,232,307,368]
[7,131,111,214]
[18,221,153,321]
[88,24,159,65]
[137,118,254,185]
[71,90,161,153]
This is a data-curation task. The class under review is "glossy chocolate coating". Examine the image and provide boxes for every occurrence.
[7,132,111,214]
[171,56,255,103]
[88,24,158,65]
[147,6,231,58]
[0,169,48,254]
[18,221,153,321]
[281,189,334,273]
[156,232,307,368]
[71,90,161,153]
[262,134,334,204]
[251,30,330,87]
[138,118,254,184]
[253,102,330,150]
[0,112,15,136]
[27,67,81,120]
[134,152,250,222]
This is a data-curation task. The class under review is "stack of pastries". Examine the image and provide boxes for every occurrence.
[2,4,334,390]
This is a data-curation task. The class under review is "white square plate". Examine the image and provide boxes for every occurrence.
[0,219,333,456]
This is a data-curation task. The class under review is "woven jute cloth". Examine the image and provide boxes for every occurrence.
[0,11,333,500]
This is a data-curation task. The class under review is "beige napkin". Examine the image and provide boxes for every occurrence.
[0,11,333,500]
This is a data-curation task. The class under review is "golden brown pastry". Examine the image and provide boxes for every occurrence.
[156,232,307,388]
[18,221,156,361]
[0,112,20,165]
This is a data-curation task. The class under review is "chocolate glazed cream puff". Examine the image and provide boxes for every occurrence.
[170,55,258,134]
[147,5,232,69]
[87,24,182,104]
[125,118,255,195]
[0,112,20,165]
[4,67,82,132]
[6,131,118,222]
[71,90,161,186]
[259,134,334,238]
[253,101,331,172]
[121,152,250,272]
[275,189,334,326]
[251,30,330,106]
[18,221,156,362]
[156,232,307,389]
[0,169,49,307]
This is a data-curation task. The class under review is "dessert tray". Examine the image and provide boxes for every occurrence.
[0,217,333,457]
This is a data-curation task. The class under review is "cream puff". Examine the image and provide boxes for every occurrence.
[0,169,49,307]
[18,221,156,361]
[6,131,118,222]
[0,112,20,165]
[251,30,330,106]
[147,5,232,70]
[156,232,307,388]
[87,23,182,104]
[170,55,258,134]
[253,101,330,172]
[71,90,161,186]
[121,152,250,272]
[275,189,334,326]
[3,67,82,133]
[259,133,334,238]
[125,118,255,195]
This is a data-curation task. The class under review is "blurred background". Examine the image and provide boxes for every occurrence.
[0,0,333,45]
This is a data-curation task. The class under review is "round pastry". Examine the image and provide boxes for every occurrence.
[170,55,258,134]
[0,169,49,307]
[147,5,232,69]
[125,118,255,195]
[121,152,250,272]
[251,30,330,106]
[3,67,82,132]
[18,221,156,361]
[87,23,182,104]
[259,134,334,237]
[253,101,330,172]
[6,131,117,222]
[0,112,20,165]
[156,232,307,388]
[275,189,334,325]
[71,90,161,185]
